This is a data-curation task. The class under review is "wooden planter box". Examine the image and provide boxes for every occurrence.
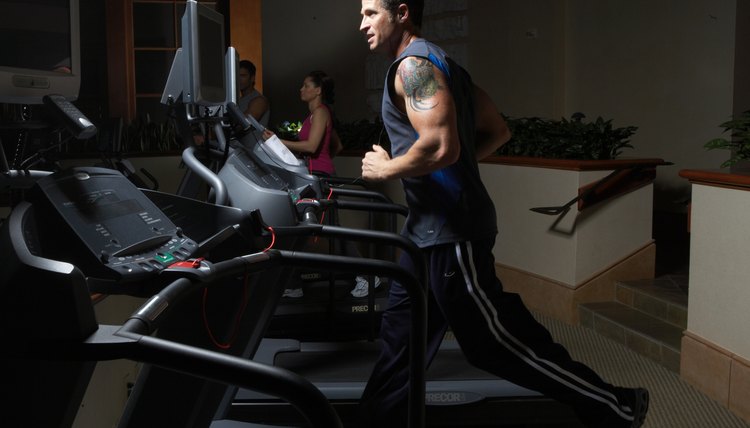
[480,157,664,323]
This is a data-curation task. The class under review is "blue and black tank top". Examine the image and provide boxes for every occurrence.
[381,38,497,248]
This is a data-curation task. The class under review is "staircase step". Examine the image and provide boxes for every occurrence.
[579,301,683,372]
[615,275,688,329]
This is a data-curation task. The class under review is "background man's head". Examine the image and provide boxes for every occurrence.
[238,59,257,93]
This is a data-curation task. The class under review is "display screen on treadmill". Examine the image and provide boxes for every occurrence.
[73,198,144,224]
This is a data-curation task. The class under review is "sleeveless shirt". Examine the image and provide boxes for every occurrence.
[238,89,270,128]
[381,38,497,247]
[297,104,335,175]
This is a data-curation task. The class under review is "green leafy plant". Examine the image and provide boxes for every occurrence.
[704,110,750,168]
[498,113,637,160]
[276,120,302,141]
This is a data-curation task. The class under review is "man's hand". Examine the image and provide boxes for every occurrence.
[362,144,391,182]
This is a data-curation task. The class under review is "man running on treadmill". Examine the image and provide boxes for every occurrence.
[355,1,650,427]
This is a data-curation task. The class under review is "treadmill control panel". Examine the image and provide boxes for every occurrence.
[30,167,198,287]
[230,148,288,191]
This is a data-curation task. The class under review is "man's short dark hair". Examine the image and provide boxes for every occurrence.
[380,0,423,28]
[239,59,256,76]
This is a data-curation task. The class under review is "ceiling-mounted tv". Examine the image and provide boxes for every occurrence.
[181,0,226,106]
[162,0,231,109]
[0,0,81,104]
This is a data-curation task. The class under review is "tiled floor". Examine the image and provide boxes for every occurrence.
[539,310,750,428]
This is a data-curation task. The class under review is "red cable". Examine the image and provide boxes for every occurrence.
[318,187,334,225]
[201,224,275,350]
[202,272,249,350]
[263,225,276,252]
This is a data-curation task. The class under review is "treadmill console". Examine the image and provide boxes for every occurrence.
[29,167,198,294]
[229,147,289,191]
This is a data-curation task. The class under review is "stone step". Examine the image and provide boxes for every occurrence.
[579,301,683,372]
[614,275,688,329]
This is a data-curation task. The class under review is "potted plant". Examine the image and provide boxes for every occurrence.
[276,120,303,141]
[336,113,638,159]
[703,110,750,169]
[498,112,638,160]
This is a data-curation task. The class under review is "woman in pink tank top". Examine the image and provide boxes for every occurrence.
[264,70,342,176]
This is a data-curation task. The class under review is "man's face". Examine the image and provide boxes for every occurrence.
[360,0,398,55]
[238,68,254,92]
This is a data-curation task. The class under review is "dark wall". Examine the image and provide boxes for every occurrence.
[77,0,108,123]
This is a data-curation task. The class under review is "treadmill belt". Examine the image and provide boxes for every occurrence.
[274,346,495,383]
[275,348,377,382]
[231,339,580,427]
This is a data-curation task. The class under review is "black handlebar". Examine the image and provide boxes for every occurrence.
[88,245,427,428]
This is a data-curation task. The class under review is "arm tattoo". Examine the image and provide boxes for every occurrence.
[398,58,441,112]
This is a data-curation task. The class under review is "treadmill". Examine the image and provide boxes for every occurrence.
[0,164,346,428]
[149,6,575,424]
[188,95,577,428]
[201,75,581,428]
[0,94,342,428]
[171,116,431,427]
[107,25,430,424]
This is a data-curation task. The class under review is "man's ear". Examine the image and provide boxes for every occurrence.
[397,4,408,22]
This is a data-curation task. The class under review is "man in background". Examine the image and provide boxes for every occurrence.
[238,59,270,127]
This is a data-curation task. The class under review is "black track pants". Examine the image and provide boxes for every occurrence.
[357,237,638,428]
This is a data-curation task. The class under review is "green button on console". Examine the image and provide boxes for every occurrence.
[154,252,176,264]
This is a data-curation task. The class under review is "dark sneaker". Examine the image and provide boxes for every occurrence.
[350,276,382,297]
[630,388,649,427]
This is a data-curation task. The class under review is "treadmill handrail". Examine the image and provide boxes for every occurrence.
[271,250,427,428]
[1,204,342,427]
[317,175,368,188]
[64,323,342,428]
[111,329,342,428]
[112,249,426,427]
[329,186,395,203]
[119,248,427,428]
[182,146,229,205]
[268,223,424,285]
[329,198,408,218]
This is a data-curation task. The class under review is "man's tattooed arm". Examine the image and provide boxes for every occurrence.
[398,58,441,112]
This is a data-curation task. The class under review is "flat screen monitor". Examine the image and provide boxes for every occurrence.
[0,0,81,104]
[181,0,226,106]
